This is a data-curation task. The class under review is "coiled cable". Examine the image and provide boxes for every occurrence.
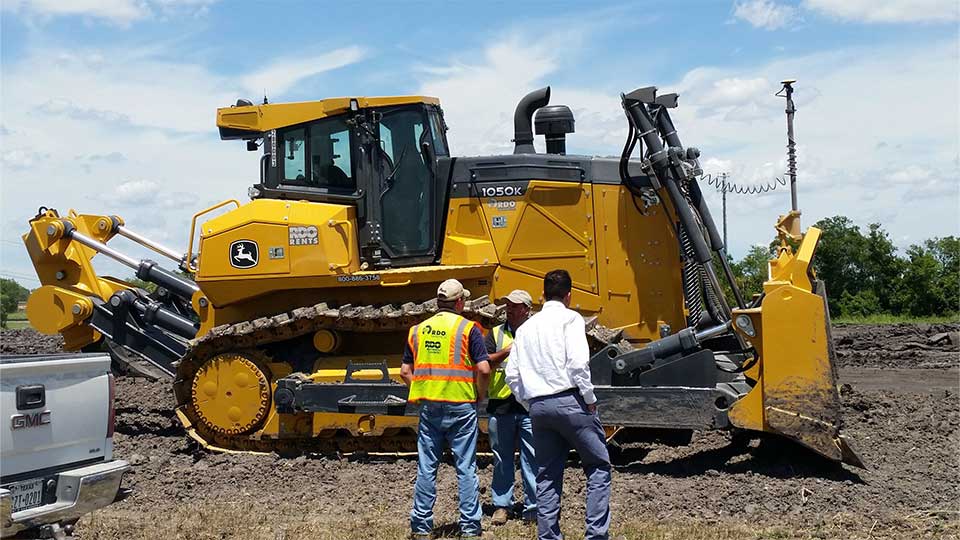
[700,172,788,195]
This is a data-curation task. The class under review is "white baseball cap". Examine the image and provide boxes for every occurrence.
[438,279,471,301]
[499,289,533,307]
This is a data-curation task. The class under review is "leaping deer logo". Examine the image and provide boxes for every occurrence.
[229,240,259,268]
[234,245,256,264]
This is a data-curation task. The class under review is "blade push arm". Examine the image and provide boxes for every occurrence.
[23,209,200,374]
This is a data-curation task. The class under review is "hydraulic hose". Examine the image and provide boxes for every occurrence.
[653,106,747,309]
[621,94,744,349]
[679,227,706,326]
[622,99,713,264]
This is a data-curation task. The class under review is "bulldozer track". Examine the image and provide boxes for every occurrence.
[171,295,626,454]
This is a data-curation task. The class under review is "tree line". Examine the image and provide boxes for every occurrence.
[0,278,30,327]
[726,216,958,318]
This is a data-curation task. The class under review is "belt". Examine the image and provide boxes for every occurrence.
[529,388,578,403]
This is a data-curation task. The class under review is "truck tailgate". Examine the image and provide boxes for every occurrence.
[1,354,113,480]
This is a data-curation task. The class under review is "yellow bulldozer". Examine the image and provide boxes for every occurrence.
[22,83,863,466]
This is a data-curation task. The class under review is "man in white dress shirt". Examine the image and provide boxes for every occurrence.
[504,269,611,540]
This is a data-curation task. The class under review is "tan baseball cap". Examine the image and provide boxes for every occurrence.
[437,279,471,301]
[499,289,533,307]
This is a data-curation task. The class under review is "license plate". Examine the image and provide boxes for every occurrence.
[8,478,44,513]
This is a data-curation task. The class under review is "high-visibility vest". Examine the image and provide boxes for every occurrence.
[407,311,479,403]
[487,324,515,400]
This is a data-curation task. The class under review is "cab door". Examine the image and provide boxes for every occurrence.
[375,106,448,266]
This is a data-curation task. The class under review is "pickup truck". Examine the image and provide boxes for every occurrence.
[1,353,129,539]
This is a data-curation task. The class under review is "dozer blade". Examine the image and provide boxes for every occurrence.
[728,228,865,468]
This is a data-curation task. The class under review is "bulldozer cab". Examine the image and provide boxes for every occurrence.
[218,97,450,268]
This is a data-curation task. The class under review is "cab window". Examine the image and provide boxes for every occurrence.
[279,116,356,191]
[428,111,448,155]
[309,117,354,190]
[282,128,306,183]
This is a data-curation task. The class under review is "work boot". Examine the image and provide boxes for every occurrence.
[521,510,537,524]
[491,507,510,526]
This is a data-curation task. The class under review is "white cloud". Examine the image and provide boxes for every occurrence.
[0,44,259,280]
[417,36,559,156]
[240,47,366,97]
[2,0,219,25]
[9,47,238,134]
[113,179,161,205]
[733,0,799,30]
[803,0,959,23]
[699,77,770,107]
[6,43,365,136]
[36,99,132,125]
[1,148,48,170]
[3,0,146,24]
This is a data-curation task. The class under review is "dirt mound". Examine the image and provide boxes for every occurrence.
[833,323,959,369]
[0,328,64,355]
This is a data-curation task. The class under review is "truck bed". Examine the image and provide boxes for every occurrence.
[1,352,128,538]
[1,353,114,479]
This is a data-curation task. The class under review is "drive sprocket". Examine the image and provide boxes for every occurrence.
[189,350,271,436]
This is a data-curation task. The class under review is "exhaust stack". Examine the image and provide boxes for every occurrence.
[513,87,551,154]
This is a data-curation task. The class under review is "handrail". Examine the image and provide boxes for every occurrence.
[326,218,357,272]
[185,199,241,273]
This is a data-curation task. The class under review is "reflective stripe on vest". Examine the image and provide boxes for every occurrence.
[408,311,478,403]
[487,324,515,400]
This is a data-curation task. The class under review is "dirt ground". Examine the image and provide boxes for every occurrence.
[2,325,957,539]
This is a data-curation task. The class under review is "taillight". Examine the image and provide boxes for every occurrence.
[107,372,116,437]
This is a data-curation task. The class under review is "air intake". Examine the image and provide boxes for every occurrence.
[534,105,575,155]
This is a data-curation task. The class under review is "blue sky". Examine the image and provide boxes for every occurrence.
[1,0,958,287]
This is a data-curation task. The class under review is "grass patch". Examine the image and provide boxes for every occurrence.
[833,313,959,324]
[3,319,32,329]
[1,309,31,329]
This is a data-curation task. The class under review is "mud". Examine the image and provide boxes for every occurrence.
[833,323,959,369]
[0,328,64,355]
[101,366,960,538]
[1,326,958,538]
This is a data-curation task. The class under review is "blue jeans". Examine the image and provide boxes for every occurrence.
[488,412,537,514]
[530,391,611,540]
[410,402,482,536]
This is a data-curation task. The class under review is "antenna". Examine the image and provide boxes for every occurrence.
[776,79,798,212]
[773,79,803,247]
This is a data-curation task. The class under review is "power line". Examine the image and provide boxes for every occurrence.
[0,270,37,278]
[0,271,41,285]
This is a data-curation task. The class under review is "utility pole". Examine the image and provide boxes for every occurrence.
[720,172,729,249]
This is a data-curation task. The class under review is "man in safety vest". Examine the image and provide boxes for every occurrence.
[485,289,537,526]
[400,278,491,540]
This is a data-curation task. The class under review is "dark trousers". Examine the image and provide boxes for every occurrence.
[529,390,611,540]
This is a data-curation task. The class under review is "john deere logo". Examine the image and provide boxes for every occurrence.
[230,240,259,269]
